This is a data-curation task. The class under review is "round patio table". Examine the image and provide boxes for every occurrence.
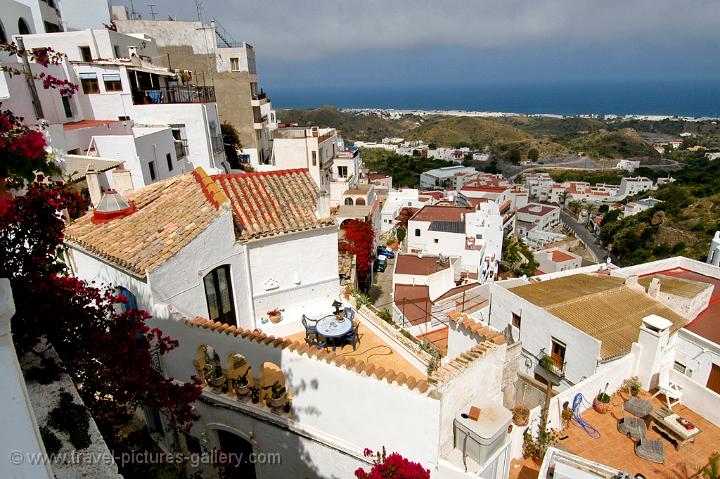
[315,315,353,339]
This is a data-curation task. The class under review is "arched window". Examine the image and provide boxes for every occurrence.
[355,198,366,206]
[18,18,31,35]
[203,265,235,324]
[117,286,138,311]
[344,197,354,205]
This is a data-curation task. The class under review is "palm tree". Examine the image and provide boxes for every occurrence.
[703,452,720,479]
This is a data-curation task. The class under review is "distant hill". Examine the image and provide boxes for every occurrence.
[492,116,608,140]
[404,116,568,159]
[563,128,660,160]
[276,106,414,142]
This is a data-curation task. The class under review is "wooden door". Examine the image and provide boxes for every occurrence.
[707,363,720,395]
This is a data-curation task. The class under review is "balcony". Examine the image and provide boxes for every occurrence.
[250,92,269,107]
[535,350,566,383]
[132,85,216,105]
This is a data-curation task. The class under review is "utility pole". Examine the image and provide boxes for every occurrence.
[16,37,44,120]
[148,4,157,21]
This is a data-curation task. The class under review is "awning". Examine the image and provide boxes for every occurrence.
[127,65,175,77]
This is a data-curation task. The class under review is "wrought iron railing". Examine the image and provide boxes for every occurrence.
[132,85,216,105]
[537,349,566,379]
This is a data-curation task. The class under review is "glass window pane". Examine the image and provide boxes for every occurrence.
[217,267,232,315]
[204,274,219,321]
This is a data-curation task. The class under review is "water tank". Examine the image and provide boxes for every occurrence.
[454,402,511,467]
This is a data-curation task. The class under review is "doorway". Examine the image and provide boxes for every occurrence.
[217,429,257,479]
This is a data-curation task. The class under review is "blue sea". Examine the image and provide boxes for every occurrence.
[269,80,720,118]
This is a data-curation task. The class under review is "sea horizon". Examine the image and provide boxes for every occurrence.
[268,79,720,118]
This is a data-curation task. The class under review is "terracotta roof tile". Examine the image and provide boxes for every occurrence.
[65,169,225,276]
[213,169,333,240]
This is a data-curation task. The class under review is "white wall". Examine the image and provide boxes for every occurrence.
[670,370,720,427]
[488,283,602,388]
[675,329,720,392]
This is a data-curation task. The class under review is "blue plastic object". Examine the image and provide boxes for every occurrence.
[572,393,601,438]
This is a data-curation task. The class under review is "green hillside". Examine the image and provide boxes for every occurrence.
[492,116,608,140]
[564,128,660,160]
[276,106,414,142]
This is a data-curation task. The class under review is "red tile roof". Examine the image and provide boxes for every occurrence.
[368,173,389,180]
[394,284,431,325]
[213,169,333,240]
[517,203,557,217]
[395,254,450,276]
[411,205,473,222]
[551,250,577,263]
[461,185,508,193]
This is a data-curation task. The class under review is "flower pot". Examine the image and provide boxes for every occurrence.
[630,389,639,397]
[269,396,286,409]
[268,312,282,324]
[235,383,250,400]
[513,412,529,427]
[593,397,609,414]
[210,376,226,393]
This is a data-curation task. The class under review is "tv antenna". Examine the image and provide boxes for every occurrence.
[129,0,141,19]
[195,0,204,23]
[148,4,157,20]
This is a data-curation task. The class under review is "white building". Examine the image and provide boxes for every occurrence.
[533,248,583,274]
[489,272,686,390]
[623,197,662,218]
[419,166,476,189]
[616,159,641,173]
[407,204,503,282]
[379,189,435,233]
[514,203,560,238]
[65,167,340,337]
[619,176,655,197]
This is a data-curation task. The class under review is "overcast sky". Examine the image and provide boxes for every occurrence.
[118,1,720,89]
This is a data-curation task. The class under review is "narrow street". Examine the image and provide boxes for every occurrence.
[560,210,615,264]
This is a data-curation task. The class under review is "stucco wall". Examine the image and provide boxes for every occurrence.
[675,329,720,392]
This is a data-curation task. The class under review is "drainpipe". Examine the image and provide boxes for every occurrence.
[202,104,218,171]
[16,37,44,120]
[242,243,257,330]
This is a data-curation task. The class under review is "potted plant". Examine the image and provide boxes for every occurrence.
[250,386,260,404]
[332,299,344,319]
[512,406,530,426]
[522,425,558,465]
[622,376,642,397]
[262,381,287,411]
[267,308,284,324]
[593,383,612,414]
[343,284,354,300]
[234,369,251,400]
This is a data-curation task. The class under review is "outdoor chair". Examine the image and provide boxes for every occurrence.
[344,307,355,321]
[635,436,664,464]
[618,416,646,441]
[343,321,361,351]
[624,396,653,418]
[650,367,683,410]
[302,315,318,340]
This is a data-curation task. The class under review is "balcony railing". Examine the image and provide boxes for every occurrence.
[210,135,224,154]
[537,350,566,380]
[132,86,216,105]
[174,139,188,159]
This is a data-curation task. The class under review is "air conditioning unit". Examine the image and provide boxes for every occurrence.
[454,402,511,468]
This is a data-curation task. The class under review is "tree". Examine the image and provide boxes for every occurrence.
[341,220,375,290]
[221,121,242,169]
[505,149,522,164]
[0,45,202,454]
[703,452,720,479]
[528,148,540,162]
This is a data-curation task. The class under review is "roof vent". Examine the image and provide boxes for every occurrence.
[92,189,136,224]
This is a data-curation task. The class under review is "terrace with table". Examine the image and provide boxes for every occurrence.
[510,390,720,479]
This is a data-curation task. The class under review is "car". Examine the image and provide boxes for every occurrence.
[374,256,387,272]
[376,245,395,258]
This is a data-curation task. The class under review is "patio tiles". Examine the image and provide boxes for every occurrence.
[510,391,720,479]
[287,323,427,382]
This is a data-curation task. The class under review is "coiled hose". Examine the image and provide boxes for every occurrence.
[572,393,601,438]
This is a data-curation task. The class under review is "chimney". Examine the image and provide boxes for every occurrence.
[112,169,134,196]
[86,166,103,206]
[92,190,136,224]
[648,278,661,299]
[315,190,330,219]
[624,275,644,292]
[636,314,674,390]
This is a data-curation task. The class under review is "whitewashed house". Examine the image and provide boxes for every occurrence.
[379,188,436,233]
[408,204,503,282]
[623,197,662,218]
[533,248,583,274]
[65,167,340,336]
[514,203,560,238]
[619,176,655,197]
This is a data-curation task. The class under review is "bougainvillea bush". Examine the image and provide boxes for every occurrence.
[341,219,375,290]
[355,448,430,479]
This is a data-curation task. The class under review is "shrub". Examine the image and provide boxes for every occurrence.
[40,426,62,456]
[355,447,430,479]
[396,227,406,243]
[48,391,92,450]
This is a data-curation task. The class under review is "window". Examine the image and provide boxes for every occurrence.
[79,46,92,62]
[148,161,157,181]
[118,115,130,121]
[103,73,122,92]
[355,198,366,206]
[61,96,72,118]
[551,338,566,366]
[166,153,173,171]
[79,72,99,94]
[117,287,138,312]
[18,18,31,35]
[673,361,687,374]
[344,197,354,206]
[337,166,348,178]
[434,238,439,244]
[511,312,521,329]
[203,265,235,325]
[415,228,421,237]
[0,20,7,43]
[230,57,240,71]
[311,151,317,166]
